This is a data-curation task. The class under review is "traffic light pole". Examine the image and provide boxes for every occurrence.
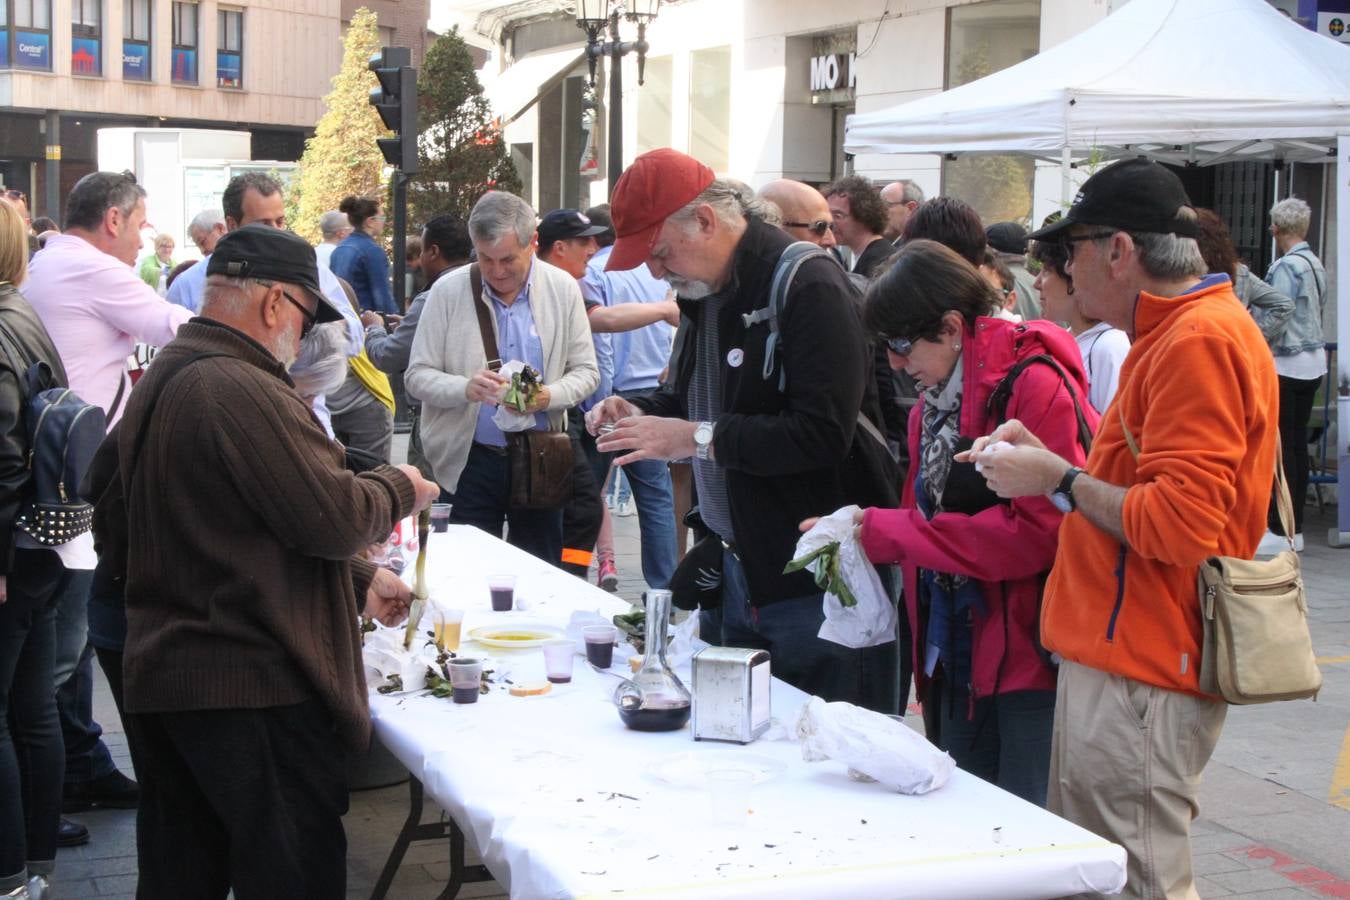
[392,171,408,309]
[369,46,418,311]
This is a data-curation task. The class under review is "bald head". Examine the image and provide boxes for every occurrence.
[758,179,836,249]
[880,180,924,241]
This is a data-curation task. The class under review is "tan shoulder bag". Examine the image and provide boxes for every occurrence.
[1118,407,1320,704]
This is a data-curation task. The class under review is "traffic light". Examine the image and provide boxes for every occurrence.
[368,46,418,174]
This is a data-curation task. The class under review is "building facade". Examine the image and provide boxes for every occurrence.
[0,0,429,221]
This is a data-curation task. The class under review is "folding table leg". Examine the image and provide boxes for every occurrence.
[369,775,494,900]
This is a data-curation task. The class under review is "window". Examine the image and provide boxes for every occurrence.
[688,46,731,173]
[72,0,100,76]
[217,8,241,88]
[942,0,1040,225]
[636,55,672,156]
[171,0,197,84]
[5,0,53,70]
[123,0,151,80]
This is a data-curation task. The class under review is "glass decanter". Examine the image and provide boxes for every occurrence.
[613,589,692,732]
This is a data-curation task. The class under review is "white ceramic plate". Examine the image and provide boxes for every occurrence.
[646,750,787,789]
[467,623,565,650]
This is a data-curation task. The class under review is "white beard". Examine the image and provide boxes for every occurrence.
[270,322,300,369]
[662,273,714,300]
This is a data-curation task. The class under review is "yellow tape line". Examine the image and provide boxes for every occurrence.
[1331,727,1350,812]
[1315,655,1350,665]
[574,840,1118,898]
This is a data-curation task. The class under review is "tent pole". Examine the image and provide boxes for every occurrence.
[1333,135,1350,549]
[1061,147,1072,206]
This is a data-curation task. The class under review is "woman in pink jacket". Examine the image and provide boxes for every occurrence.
[858,240,1097,805]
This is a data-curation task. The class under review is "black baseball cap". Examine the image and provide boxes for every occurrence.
[986,222,1028,254]
[538,208,609,246]
[206,224,344,323]
[1028,158,1198,242]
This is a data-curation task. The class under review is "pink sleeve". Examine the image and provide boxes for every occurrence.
[100,263,192,346]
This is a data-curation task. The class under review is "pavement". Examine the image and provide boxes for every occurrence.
[52,449,1350,899]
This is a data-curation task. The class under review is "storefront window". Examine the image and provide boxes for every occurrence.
[942,0,1040,224]
[171,0,197,84]
[688,46,731,173]
[6,0,53,70]
[123,0,151,80]
[72,0,101,76]
[217,7,242,88]
[637,55,672,156]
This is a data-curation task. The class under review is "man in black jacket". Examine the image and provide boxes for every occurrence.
[590,149,898,710]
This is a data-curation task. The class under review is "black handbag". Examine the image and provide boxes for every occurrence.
[469,265,573,510]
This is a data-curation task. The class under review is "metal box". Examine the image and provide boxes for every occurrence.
[691,647,771,743]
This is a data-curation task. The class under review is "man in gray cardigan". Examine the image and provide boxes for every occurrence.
[406,192,599,565]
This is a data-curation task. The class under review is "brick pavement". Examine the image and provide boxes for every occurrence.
[56,490,1350,898]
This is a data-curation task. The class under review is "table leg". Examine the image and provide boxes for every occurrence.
[370,776,495,900]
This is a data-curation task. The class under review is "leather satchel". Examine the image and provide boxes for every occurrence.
[1119,408,1320,704]
[469,265,573,510]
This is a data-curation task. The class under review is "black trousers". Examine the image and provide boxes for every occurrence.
[1269,374,1321,536]
[561,413,604,578]
[128,700,349,900]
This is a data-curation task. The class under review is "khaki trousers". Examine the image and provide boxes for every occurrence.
[1049,660,1227,900]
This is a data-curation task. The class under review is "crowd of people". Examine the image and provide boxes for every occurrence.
[0,144,1322,899]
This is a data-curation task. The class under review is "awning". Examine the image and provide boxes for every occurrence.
[484,46,587,126]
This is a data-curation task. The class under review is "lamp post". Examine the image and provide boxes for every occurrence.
[575,1,660,195]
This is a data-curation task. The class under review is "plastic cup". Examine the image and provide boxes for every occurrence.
[541,639,576,684]
[707,769,754,827]
[430,503,452,533]
[488,575,516,611]
[583,625,618,669]
[448,657,483,704]
[434,607,464,652]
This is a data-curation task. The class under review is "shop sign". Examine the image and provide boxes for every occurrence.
[15,30,50,70]
[72,37,100,75]
[810,52,855,93]
[172,47,198,83]
[123,41,151,80]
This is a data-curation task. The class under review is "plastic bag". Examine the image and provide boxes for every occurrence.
[492,360,538,433]
[790,506,897,649]
[795,696,954,794]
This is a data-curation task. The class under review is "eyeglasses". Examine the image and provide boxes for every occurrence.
[884,336,913,357]
[1061,230,1120,260]
[258,280,317,339]
[783,220,831,237]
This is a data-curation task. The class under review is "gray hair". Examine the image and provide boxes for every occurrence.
[469,191,536,248]
[895,179,924,205]
[667,179,775,232]
[1269,197,1311,237]
[64,171,146,232]
[201,275,267,318]
[189,209,224,236]
[318,210,349,239]
[288,321,350,399]
[1128,232,1206,280]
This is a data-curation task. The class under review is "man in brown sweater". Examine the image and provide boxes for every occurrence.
[94,225,439,898]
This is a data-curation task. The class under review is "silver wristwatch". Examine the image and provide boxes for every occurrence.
[693,421,714,461]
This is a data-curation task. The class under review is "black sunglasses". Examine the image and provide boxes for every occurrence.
[1061,230,1120,260]
[259,279,317,338]
[783,219,831,237]
[884,336,913,357]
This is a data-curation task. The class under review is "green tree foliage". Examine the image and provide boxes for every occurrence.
[410,28,521,224]
[944,40,1032,226]
[291,8,388,244]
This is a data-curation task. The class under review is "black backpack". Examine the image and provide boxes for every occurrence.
[0,325,107,545]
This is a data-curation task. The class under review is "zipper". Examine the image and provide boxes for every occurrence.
[57,404,99,503]
[1105,544,1128,642]
[26,388,72,469]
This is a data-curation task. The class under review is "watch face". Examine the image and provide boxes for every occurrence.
[1050,492,1073,514]
[695,423,713,444]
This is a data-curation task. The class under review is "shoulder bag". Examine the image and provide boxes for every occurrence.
[1118,407,1320,703]
[469,265,573,510]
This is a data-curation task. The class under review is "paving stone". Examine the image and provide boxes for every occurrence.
[1195,852,1257,876]
[92,874,138,895]
[1208,868,1310,893]
[1193,874,1235,896]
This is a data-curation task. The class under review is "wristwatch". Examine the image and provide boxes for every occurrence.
[693,421,715,461]
[1050,466,1084,513]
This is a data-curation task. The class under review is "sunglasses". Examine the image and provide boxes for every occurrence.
[783,219,831,237]
[258,279,317,339]
[884,336,913,357]
[1061,230,1120,260]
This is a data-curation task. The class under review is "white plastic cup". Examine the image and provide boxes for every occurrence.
[541,639,576,684]
[707,769,754,827]
[430,502,452,532]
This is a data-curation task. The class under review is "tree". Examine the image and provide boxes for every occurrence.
[943,40,1033,226]
[410,28,521,224]
[290,8,388,244]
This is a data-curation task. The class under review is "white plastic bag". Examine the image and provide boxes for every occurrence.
[795,696,954,794]
[491,360,537,433]
[791,505,897,649]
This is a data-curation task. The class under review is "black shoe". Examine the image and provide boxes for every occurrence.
[63,769,140,812]
[57,817,90,847]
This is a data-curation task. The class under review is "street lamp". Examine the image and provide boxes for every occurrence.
[574,1,661,194]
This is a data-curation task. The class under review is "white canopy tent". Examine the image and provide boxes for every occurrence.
[844,0,1350,546]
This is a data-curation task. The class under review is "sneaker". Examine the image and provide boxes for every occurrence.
[63,769,140,812]
[56,817,89,847]
[1255,530,1299,556]
[25,876,49,900]
[598,559,619,592]
[616,499,635,517]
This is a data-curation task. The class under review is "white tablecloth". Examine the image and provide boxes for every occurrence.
[369,525,1126,899]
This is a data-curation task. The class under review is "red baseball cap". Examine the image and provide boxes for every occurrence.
[605,148,715,272]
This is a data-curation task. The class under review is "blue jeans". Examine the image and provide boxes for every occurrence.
[446,442,564,568]
[700,549,898,713]
[51,567,116,787]
[0,549,69,889]
[613,458,677,589]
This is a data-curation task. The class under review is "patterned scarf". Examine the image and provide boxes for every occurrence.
[919,363,964,515]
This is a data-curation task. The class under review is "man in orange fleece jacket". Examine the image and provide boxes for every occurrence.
[963,159,1278,900]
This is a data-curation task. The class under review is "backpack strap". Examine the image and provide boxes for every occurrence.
[987,353,1095,456]
[742,241,831,390]
[1286,248,1327,301]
